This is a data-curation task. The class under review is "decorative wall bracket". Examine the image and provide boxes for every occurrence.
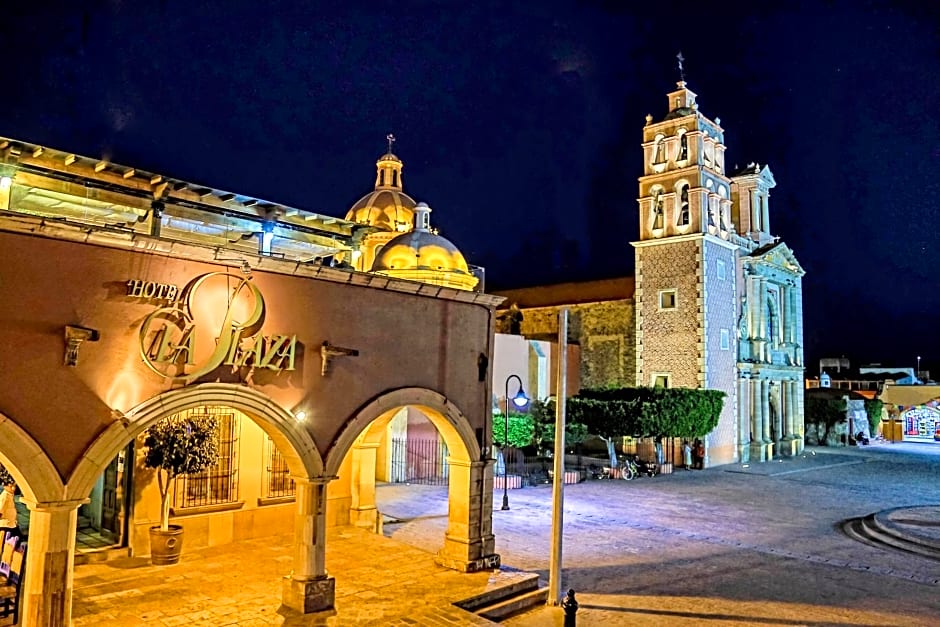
[320,341,359,376]
[64,325,99,366]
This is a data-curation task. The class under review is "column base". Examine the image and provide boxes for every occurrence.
[749,442,774,462]
[435,551,501,573]
[778,438,800,457]
[737,443,751,464]
[349,506,380,531]
[282,575,335,614]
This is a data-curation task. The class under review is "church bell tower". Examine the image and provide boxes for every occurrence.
[632,59,741,465]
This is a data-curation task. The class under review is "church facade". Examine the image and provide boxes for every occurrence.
[497,80,806,466]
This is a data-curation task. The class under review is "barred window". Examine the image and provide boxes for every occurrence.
[263,435,295,498]
[172,407,240,509]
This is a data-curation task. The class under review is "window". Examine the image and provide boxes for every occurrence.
[263,436,295,499]
[172,407,240,509]
[659,289,677,310]
[717,259,727,280]
[676,183,690,226]
[678,129,688,161]
[652,134,666,165]
[720,329,730,351]
[651,188,664,230]
[652,373,671,388]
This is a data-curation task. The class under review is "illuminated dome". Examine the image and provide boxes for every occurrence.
[371,203,479,291]
[344,151,416,232]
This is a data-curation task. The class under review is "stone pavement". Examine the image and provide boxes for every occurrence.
[47,443,940,625]
[70,525,521,626]
[379,443,940,625]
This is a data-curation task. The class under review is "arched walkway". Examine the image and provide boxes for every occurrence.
[327,388,498,573]
[23,383,328,626]
[70,383,324,497]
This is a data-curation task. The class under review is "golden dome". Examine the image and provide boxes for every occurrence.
[370,203,479,291]
[344,151,415,232]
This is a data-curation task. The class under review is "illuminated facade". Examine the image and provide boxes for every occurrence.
[344,147,480,291]
[497,80,806,466]
[0,137,500,625]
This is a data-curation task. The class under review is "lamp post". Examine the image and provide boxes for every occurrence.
[502,374,529,511]
[917,355,921,380]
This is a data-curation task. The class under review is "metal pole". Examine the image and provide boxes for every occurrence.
[502,376,511,510]
[548,308,568,606]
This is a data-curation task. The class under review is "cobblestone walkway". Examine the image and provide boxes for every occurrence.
[56,443,940,626]
[71,526,519,626]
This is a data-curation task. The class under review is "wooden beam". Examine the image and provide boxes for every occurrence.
[94,161,108,172]
[32,146,43,158]
[64,154,76,166]
[150,174,162,185]
[123,169,135,179]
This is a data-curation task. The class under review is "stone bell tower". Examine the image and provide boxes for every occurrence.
[633,69,741,465]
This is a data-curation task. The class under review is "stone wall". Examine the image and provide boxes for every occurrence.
[513,299,636,389]
[635,238,701,388]
[702,239,739,464]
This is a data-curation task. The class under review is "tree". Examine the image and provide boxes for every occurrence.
[492,411,534,449]
[528,399,589,455]
[864,398,884,436]
[143,414,220,532]
[567,387,724,438]
[805,396,846,445]
[565,387,725,466]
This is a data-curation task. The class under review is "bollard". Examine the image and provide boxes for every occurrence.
[561,588,578,627]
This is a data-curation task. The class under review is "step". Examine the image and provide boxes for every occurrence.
[843,515,940,561]
[454,572,540,613]
[872,508,940,551]
[478,587,549,622]
[74,546,132,566]
[859,515,940,560]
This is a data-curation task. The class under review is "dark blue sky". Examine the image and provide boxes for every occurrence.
[2,1,938,374]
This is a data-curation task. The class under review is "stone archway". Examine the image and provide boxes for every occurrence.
[326,387,497,573]
[0,411,64,504]
[70,383,323,498]
[63,384,330,620]
[0,412,74,627]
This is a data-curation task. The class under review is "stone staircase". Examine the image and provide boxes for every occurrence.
[454,571,548,622]
[842,505,940,561]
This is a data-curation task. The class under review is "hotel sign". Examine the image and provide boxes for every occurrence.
[133,272,297,383]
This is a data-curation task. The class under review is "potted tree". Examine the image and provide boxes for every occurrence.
[142,414,220,565]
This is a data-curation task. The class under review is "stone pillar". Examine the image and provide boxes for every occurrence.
[749,189,759,232]
[435,458,499,573]
[282,477,335,614]
[737,377,750,462]
[20,499,83,627]
[785,381,796,438]
[348,442,379,529]
[762,192,771,235]
[748,379,764,461]
[761,379,772,444]
[757,277,768,361]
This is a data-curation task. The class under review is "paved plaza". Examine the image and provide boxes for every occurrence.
[60,442,940,625]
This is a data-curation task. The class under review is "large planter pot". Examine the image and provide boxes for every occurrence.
[149,524,184,565]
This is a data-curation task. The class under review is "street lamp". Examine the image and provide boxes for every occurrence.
[501,374,529,511]
[917,356,922,380]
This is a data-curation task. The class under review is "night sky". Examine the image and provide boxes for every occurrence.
[1,1,937,374]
